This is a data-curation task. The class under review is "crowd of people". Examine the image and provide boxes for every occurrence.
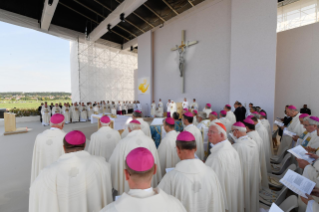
[29,99,319,212]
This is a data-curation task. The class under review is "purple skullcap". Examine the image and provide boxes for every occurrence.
[310,116,319,122]
[65,130,86,145]
[165,117,175,125]
[233,121,245,128]
[184,112,194,117]
[50,114,65,124]
[130,120,141,125]
[177,131,195,142]
[299,113,310,119]
[100,115,111,124]
[126,147,154,172]
[183,108,189,112]
[243,118,254,125]
[206,103,211,108]
[247,115,254,119]
[193,110,198,114]
[259,112,266,117]
[220,110,227,116]
[288,105,297,110]
[252,111,259,115]
[225,104,231,108]
[135,110,142,113]
[211,111,218,117]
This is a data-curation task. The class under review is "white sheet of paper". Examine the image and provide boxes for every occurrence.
[279,169,316,198]
[165,168,174,173]
[274,120,284,127]
[115,195,120,201]
[283,128,296,137]
[151,118,165,126]
[288,145,315,163]
[269,203,283,212]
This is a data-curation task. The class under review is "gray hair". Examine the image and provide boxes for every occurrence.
[232,125,247,132]
[50,122,64,128]
[101,122,110,127]
[209,123,227,138]
[197,112,207,120]
[133,111,142,118]
[304,116,319,126]
[128,123,141,131]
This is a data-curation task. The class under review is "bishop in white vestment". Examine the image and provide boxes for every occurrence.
[121,110,151,138]
[100,147,186,212]
[182,112,204,160]
[190,98,199,111]
[109,120,162,195]
[158,131,225,212]
[196,112,210,154]
[225,104,236,125]
[202,103,212,118]
[157,118,180,175]
[166,99,171,113]
[170,100,177,117]
[219,110,232,133]
[301,116,319,150]
[52,104,62,115]
[80,103,88,122]
[155,103,163,117]
[206,123,244,212]
[259,111,274,154]
[29,130,113,212]
[88,116,121,162]
[72,103,80,122]
[150,100,156,117]
[31,114,66,184]
[232,122,260,212]
[41,104,51,126]
[182,98,189,109]
[63,105,71,124]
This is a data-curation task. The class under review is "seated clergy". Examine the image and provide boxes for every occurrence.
[157,118,180,175]
[30,114,66,184]
[224,104,236,125]
[158,131,225,212]
[202,103,212,118]
[88,116,121,161]
[155,102,164,117]
[301,187,319,212]
[298,116,319,150]
[205,122,244,212]
[182,112,204,160]
[231,122,260,212]
[109,120,162,195]
[29,130,113,212]
[190,98,198,111]
[100,148,186,212]
[121,110,151,138]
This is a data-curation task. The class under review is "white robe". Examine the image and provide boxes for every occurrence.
[151,103,156,117]
[205,140,244,212]
[183,124,204,160]
[166,102,171,112]
[52,106,62,115]
[233,135,260,212]
[247,131,269,189]
[197,121,210,153]
[182,101,189,109]
[202,108,212,118]
[121,118,151,138]
[226,110,236,125]
[111,105,117,115]
[109,130,162,195]
[88,126,121,162]
[260,118,274,155]
[80,107,88,122]
[100,188,186,212]
[157,130,180,175]
[255,122,272,172]
[87,105,93,119]
[305,130,319,149]
[155,105,163,117]
[30,128,66,184]
[106,104,111,113]
[193,116,198,126]
[41,107,51,126]
[72,106,80,122]
[158,159,225,212]
[29,151,113,212]
[63,107,71,123]
[219,117,232,133]
[170,103,177,116]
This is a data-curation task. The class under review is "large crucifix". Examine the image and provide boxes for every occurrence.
[171,30,198,93]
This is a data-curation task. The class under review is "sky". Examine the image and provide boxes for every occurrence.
[0,21,71,92]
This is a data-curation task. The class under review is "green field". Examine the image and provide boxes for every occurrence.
[0,100,72,109]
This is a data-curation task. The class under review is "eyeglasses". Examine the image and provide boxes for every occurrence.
[231,129,238,133]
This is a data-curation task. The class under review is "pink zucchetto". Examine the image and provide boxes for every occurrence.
[288,105,297,110]
[233,122,246,128]
[135,110,142,113]
[193,110,198,114]
[100,115,111,124]
[225,104,231,108]
[243,118,255,125]
[126,147,154,172]
[259,112,266,117]
[252,111,259,115]
[184,112,194,117]
[130,120,141,125]
[247,115,254,119]
[206,103,211,108]
[183,108,189,112]
[299,113,309,119]
[65,130,86,145]
[177,131,195,142]
[165,117,175,125]
[310,116,319,122]
[220,110,227,116]
[50,114,65,124]
[211,111,218,117]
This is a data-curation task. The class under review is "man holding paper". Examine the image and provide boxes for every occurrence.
[301,187,319,212]
[302,116,319,150]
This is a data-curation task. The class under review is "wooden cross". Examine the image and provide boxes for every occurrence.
[171,30,198,93]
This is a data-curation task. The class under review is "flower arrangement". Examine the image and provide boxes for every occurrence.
[8,108,40,117]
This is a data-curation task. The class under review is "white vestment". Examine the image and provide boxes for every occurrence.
[190,102,198,110]
[30,127,66,184]
[63,107,71,123]
[305,130,319,149]
[206,139,244,212]
[166,102,171,112]
[219,117,232,133]
[197,121,210,153]
[226,110,236,125]
[100,188,186,212]
[157,130,180,175]
[88,126,121,161]
[87,105,93,119]
[52,106,61,115]
[155,104,163,117]
[202,108,212,118]
[109,130,162,195]
[80,107,88,122]
[260,118,274,155]
[106,104,111,113]
[41,107,51,126]
[136,104,142,111]
[121,118,151,138]
[184,124,204,160]
[182,101,189,109]
[233,135,260,212]
[111,104,116,115]
[256,122,272,172]
[158,159,225,212]
[72,106,80,122]
[151,103,156,117]
[193,116,198,126]
[247,131,269,189]
[170,102,177,116]
[29,151,113,212]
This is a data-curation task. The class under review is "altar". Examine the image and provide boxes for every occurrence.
[90,114,131,130]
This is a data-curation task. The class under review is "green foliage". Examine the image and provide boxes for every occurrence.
[0,99,72,109]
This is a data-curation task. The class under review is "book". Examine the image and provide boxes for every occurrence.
[287,145,315,163]
[283,128,296,137]
[269,203,283,212]
[274,120,284,127]
[279,169,316,198]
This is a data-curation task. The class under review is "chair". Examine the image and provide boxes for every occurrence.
[279,195,299,212]
[259,186,288,207]
[274,186,289,206]
[271,146,288,164]
[271,153,292,175]
[268,164,297,188]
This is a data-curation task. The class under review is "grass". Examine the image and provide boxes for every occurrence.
[0,100,72,109]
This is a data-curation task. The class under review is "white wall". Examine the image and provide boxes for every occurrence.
[275,22,319,117]
[152,0,231,112]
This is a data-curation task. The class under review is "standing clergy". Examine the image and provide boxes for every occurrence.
[243,118,269,190]
[72,102,80,122]
[231,122,260,212]
[117,101,122,115]
[158,98,163,109]
[166,99,172,115]
[88,116,121,161]
[219,110,232,133]
[106,101,111,113]
[150,100,156,117]
[109,120,162,195]
[182,112,204,160]
[157,118,180,175]
[155,102,164,117]
[259,111,274,154]
[224,104,236,125]
[190,98,199,111]
[202,103,212,118]
[121,110,151,138]
[87,102,93,120]
[158,131,225,212]
[63,104,71,124]
[111,102,117,115]
[30,114,66,184]
[29,130,113,212]
[41,103,51,126]
[205,122,244,212]
[196,112,210,154]
[209,111,221,124]
[100,147,186,212]
[170,100,177,117]
[182,98,189,109]
[80,103,87,122]
[52,103,62,115]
